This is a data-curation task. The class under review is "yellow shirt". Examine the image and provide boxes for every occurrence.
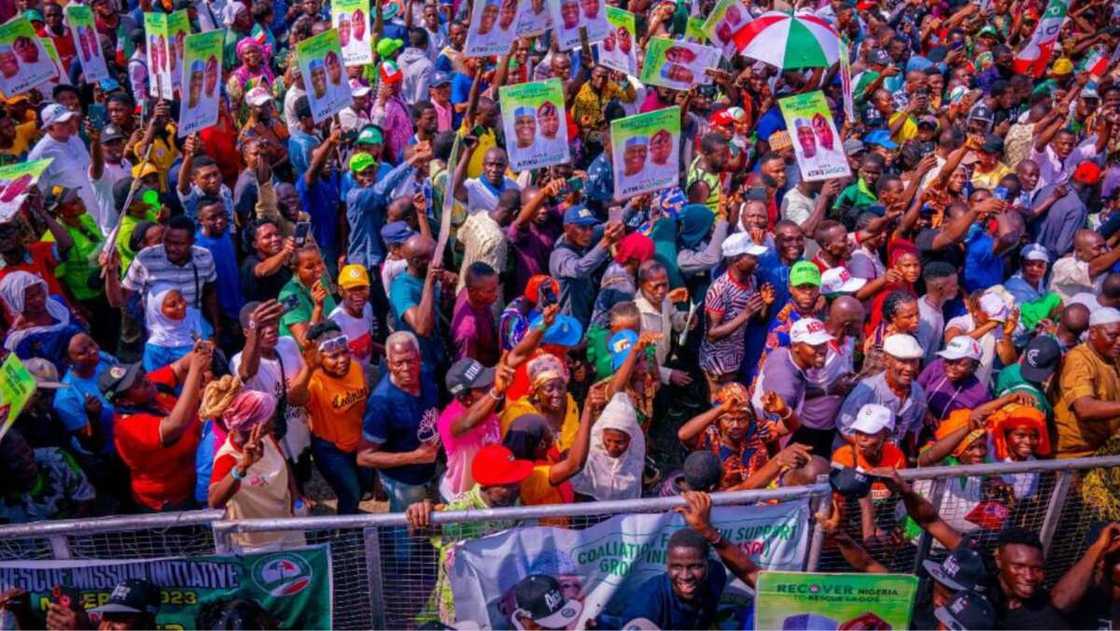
[500,394,579,452]
[0,121,38,165]
[889,112,918,144]
[1054,343,1120,458]
[307,363,369,453]
[971,162,1011,191]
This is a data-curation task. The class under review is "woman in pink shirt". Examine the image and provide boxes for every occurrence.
[436,358,515,500]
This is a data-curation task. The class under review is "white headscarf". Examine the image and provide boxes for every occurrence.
[0,271,73,351]
[145,284,206,348]
[571,393,646,501]
[222,1,248,26]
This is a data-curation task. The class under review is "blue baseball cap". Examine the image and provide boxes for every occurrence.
[380,220,414,245]
[863,129,898,150]
[608,330,638,370]
[530,313,584,347]
[562,204,598,226]
[431,71,452,87]
[99,77,121,92]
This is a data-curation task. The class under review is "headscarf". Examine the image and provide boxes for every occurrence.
[866,239,919,338]
[716,382,751,412]
[144,284,206,348]
[679,203,715,250]
[934,409,987,459]
[200,375,243,420]
[503,413,552,461]
[613,232,655,264]
[1019,292,1062,331]
[528,353,568,388]
[989,404,1050,461]
[0,271,72,351]
[232,37,275,86]
[222,1,248,27]
[222,390,277,434]
[571,393,646,501]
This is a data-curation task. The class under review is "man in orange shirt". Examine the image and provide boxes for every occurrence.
[832,403,907,542]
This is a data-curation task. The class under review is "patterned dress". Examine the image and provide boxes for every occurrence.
[699,271,756,377]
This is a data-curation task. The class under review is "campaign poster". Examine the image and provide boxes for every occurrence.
[686,16,707,43]
[36,36,69,94]
[0,158,52,223]
[178,30,224,136]
[778,90,852,181]
[498,79,570,171]
[66,5,109,83]
[450,500,810,628]
[515,0,552,36]
[703,0,751,55]
[144,12,173,99]
[0,546,333,629]
[167,10,191,92]
[296,29,350,123]
[0,16,58,96]
[638,37,721,91]
[0,354,36,442]
[465,0,521,57]
[839,38,854,122]
[596,6,636,76]
[611,106,680,200]
[550,0,610,51]
[755,572,919,630]
[333,0,372,66]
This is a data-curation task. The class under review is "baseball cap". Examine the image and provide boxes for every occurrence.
[245,86,272,107]
[868,48,891,66]
[513,575,584,629]
[768,130,793,153]
[530,313,584,347]
[379,60,403,84]
[969,103,994,123]
[430,71,452,87]
[681,450,723,492]
[863,129,898,150]
[608,330,639,371]
[338,263,370,289]
[1073,160,1103,185]
[446,357,496,395]
[23,358,65,389]
[980,134,1004,155]
[843,138,866,156]
[789,261,822,287]
[979,293,1009,322]
[98,363,145,400]
[349,78,372,97]
[934,591,995,631]
[1050,57,1074,76]
[721,233,768,258]
[349,152,377,174]
[102,124,127,143]
[1090,307,1120,327]
[977,24,1001,39]
[471,444,533,487]
[1020,335,1061,383]
[882,334,924,360]
[938,335,982,361]
[45,186,80,212]
[41,103,76,127]
[850,403,894,435]
[1020,243,1050,263]
[821,267,867,294]
[917,115,940,130]
[563,204,598,226]
[356,126,384,145]
[923,546,988,592]
[90,579,161,617]
[790,318,834,346]
[829,466,872,498]
[376,38,404,59]
[380,220,414,245]
[1081,86,1101,101]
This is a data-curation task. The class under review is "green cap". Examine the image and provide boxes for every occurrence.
[789,261,822,288]
[376,38,403,59]
[349,152,377,173]
[356,126,383,145]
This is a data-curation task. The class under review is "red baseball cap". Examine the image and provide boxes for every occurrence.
[1073,161,1103,185]
[472,445,534,487]
[379,61,403,84]
[709,109,734,128]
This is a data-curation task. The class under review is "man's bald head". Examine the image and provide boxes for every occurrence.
[829,295,865,337]
[403,234,436,263]
[1061,303,1091,336]
[1103,273,1120,308]
[1074,230,1106,262]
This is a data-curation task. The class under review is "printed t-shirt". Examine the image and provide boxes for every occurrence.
[306,362,368,453]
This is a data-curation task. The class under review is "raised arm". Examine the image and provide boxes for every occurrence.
[160,343,209,447]
[303,128,341,189]
[547,381,601,484]
[678,401,728,446]
[678,492,761,588]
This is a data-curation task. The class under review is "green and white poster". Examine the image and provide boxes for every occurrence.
[66,5,109,83]
[611,106,680,200]
[0,545,333,629]
[167,10,191,93]
[515,0,552,36]
[550,0,609,51]
[465,0,522,57]
[0,158,53,222]
[178,30,224,137]
[597,6,636,76]
[778,90,851,181]
[0,354,36,442]
[499,78,570,171]
[0,16,57,96]
[839,39,854,122]
[686,17,707,43]
[703,0,751,55]
[639,37,720,91]
[332,0,372,66]
[755,571,919,630]
[296,28,349,123]
[36,36,68,94]
[144,12,173,99]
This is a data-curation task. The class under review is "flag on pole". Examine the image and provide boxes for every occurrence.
[1011,0,1070,78]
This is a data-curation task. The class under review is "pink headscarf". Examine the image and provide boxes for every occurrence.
[222,390,277,434]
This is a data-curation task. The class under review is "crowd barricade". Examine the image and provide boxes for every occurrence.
[1,456,1118,629]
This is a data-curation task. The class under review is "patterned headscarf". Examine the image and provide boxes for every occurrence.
[989,404,1050,461]
[528,353,568,388]
[935,409,988,459]
[222,390,277,434]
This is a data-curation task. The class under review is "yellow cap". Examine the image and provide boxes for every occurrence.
[132,161,161,179]
[339,264,370,289]
[1051,57,1073,76]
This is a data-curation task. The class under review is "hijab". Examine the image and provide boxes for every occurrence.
[571,393,646,501]
[679,203,716,250]
[866,239,919,339]
[0,271,73,352]
[145,284,207,348]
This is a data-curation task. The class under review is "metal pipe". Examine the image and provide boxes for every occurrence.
[0,509,222,539]
[911,478,948,575]
[363,527,386,629]
[1040,471,1074,556]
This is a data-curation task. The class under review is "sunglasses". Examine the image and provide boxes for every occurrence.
[317,334,350,354]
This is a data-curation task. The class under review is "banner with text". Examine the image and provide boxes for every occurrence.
[296,29,349,123]
[778,90,851,181]
[755,571,919,630]
[0,158,52,223]
[66,5,109,83]
[597,7,637,76]
[167,10,191,92]
[611,106,680,200]
[639,37,720,91]
[332,0,372,66]
[550,0,609,51]
[516,0,552,36]
[144,12,173,99]
[499,79,571,171]
[703,0,751,55]
[0,353,36,442]
[0,16,57,96]
[466,0,522,57]
[178,30,224,136]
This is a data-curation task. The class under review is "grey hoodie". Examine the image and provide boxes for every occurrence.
[397,47,434,105]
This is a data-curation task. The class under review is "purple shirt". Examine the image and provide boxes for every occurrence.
[451,289,499,367]
[916,358,991,424]
[506,218,559,297]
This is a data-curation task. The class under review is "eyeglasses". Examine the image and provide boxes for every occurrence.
[317,334,350,354]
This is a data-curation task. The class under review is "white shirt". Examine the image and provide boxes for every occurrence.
[28,134,99,234]
[90,160,130,235]
[338,105,372,133]
[381,257,408,299]
[328,303,377,368]
[1049,254,1098,303]
[463,177,520,215]
[230,336,310,458]
[1031,140,1099,186]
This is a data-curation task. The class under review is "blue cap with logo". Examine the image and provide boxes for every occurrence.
[563,204,598,226]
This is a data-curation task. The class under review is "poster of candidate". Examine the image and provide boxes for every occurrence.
[449,500,810,629]
[550,0,610,51]
[597,6,636,76]
[639,37,720,91]
[167,10,190,92]
[178,30,224,136]
[144,12,173,98]
[0,353,36,442]
[611,106,680,200]
[66,4,109,83]
[333,0,373,66]
[465,0,522,57]
[296,29,350,123]
[516,0,552,36]
[499,79,570,171]
[703,0,751,55]
[778,90,852,181]
[755,572,919,630]
[0,16,58,96]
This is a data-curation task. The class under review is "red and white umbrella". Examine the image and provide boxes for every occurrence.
[732,11,841,70]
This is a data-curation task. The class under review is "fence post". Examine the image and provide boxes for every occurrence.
[49,536,71,560]
[804,476,830,571]
[1040,470,1073,556]
[363,527,386,629]
[911,478,947,574]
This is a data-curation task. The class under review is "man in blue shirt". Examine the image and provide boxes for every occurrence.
[389,234,449,370]
[194,196,244,330]
[295,104,343,270]
[288,96,321,182]
[345,146,427,271]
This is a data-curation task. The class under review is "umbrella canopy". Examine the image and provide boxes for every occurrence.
[732,11,841,70]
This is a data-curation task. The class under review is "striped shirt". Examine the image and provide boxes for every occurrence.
[122,245,217,310]
[699,271,756,376]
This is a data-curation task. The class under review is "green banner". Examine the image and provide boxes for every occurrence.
[498,78,570,171]
[610,106,680,200]
[778,90,852,182]
[0,16,57,96]
[0,354,37,442]
[638,37,721,91]
[702,0,749,54]
[598,6,636,75]
[178,30,224,136]
[332,0,372,66]
[66,4,109,83]
[0,545,333,629]
[0,158,52,222]
[296,29,349,123]
[755,571,919,630]
[167,10,191,92]
[143,12,172,99]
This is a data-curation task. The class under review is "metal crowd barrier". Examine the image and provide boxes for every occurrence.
[1,456,1119,629]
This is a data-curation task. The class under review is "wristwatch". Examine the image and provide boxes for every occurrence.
[231,466,248,481]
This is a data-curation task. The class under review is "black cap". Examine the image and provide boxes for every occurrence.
[98,363,144,401]
[113,177,155,213]
[90,579,161,617]
[1020,335,1060,383]
[445,358,495,396]
[102,124,126,142]
[682,451,723,492]
[934,590,995,630]
[868,48,891,66]
[980,134,1004,155]
[829,466,872,498]
[922,545,988,592]
[513,575,583,628]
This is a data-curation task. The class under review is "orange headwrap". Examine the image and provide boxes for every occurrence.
[989,403,1050,461]
[935,409,988,459]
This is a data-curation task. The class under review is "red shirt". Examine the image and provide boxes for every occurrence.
[113,365,201,511]
[200,114,244,188]
[0,242,67,321]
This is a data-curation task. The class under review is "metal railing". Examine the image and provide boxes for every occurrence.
[2,456,1119,629]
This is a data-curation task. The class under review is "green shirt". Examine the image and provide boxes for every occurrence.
[44,214,104,301]
[833,178,878,228]
[116,209,159,274]
[995,363,1054,421]
[278,276,338,339]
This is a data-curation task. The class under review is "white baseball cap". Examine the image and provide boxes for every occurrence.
[1021,243,1050,263]
[851,403,895,435]
[349,78,372,97]
[41,103,76,127]
[721,233,769,258]
[245,86,272,107]
[1090,307,1120,327]
[978,292,1009,322]
[937,335,982,361]
[821,267,867,295]
[790,317,834,346]
[882,334,924,360]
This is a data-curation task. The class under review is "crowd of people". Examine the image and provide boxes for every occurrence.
[3,0,1120,625]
